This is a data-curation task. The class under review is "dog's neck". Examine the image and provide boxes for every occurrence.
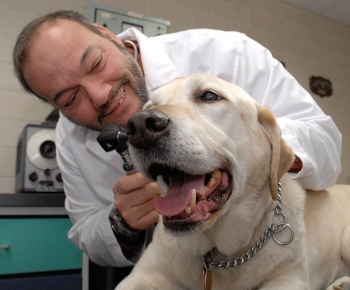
[202,181,294,271]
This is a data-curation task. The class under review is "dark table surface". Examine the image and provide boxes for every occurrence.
[0,193,65,207]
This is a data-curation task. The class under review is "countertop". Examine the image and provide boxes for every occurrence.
[0,193,67,216]
[0,193,65,207]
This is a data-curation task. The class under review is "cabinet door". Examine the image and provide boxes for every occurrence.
[0,217,82,275]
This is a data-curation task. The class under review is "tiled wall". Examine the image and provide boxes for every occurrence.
[0,0,349,193]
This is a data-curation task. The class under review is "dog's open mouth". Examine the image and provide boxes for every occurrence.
[148,164,232,231]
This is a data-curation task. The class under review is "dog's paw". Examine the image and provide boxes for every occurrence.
[116,284,159,290]
[115,278,161,290]
[332,283,350,290]
[327,277,350,290]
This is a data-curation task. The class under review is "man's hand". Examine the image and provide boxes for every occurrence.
[113,172,159,230]
[288,155,303,174]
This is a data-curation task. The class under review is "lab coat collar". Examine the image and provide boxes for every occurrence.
[117,28,180,91]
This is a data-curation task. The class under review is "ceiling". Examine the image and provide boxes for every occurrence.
[280,0,350,27]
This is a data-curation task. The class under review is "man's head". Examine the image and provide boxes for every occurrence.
[14,10,147,130]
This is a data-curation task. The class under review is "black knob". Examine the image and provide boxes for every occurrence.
[56,173,63,183]
[44,168,51,176]
[40,140,56,158]
[28,172,38,182]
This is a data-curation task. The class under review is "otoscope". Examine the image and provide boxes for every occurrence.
[97,123,135,173]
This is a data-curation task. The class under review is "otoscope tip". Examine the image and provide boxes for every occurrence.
[117,132,129,142]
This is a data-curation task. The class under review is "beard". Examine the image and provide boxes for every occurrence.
[64,38,148,132]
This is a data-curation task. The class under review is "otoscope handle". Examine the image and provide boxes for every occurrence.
[119,151,135,173]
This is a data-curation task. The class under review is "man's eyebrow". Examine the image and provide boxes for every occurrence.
[53,45,97,103]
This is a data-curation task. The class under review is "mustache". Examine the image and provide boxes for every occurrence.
[97,79,129,125]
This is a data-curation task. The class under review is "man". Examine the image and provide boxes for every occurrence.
[13,10,341,267]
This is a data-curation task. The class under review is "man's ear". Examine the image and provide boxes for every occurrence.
[93,23,124,46]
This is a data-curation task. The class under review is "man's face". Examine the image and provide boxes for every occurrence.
[22,19,147,130]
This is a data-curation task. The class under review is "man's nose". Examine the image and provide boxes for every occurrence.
[84,80,111,108]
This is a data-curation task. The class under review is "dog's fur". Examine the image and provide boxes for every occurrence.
[116,74,350,290]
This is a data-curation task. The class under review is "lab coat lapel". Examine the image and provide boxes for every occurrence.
[85,129,126,174]
[117,28,180,90]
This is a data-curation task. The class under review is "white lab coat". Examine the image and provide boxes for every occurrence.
[55,28,342,267]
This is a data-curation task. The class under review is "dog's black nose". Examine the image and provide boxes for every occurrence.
[126,110,170,149]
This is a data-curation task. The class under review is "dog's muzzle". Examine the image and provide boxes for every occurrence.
[126,109,233,233]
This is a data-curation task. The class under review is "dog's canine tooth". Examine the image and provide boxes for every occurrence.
[157,175,168,197]
[185,206,191,214]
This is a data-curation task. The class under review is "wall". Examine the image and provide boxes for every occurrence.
[0,0,349,193]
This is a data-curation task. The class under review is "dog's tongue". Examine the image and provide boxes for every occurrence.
[154,173,205,216]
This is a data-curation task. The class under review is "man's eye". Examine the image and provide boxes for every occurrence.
[64,93,77,108]
[91,54,103,72]
[93,58,101,70]
[200,91,221,102]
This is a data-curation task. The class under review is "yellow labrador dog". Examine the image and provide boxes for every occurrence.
[116,74,350,290]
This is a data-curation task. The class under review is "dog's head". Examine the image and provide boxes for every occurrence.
[126,74,294,235]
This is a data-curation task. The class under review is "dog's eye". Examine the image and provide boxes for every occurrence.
[200,91,221,102]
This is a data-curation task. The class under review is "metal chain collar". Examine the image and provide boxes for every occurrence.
[202,181,294,270]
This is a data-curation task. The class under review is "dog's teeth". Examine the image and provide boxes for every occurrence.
[212,170,221,178]
[190,189,196,208]
[204,186,209,193]
[208,178,216,186]
[157,175,168,197]
[185,207,191,214]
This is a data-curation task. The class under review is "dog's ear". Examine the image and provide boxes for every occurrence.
[257,105,295,200]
